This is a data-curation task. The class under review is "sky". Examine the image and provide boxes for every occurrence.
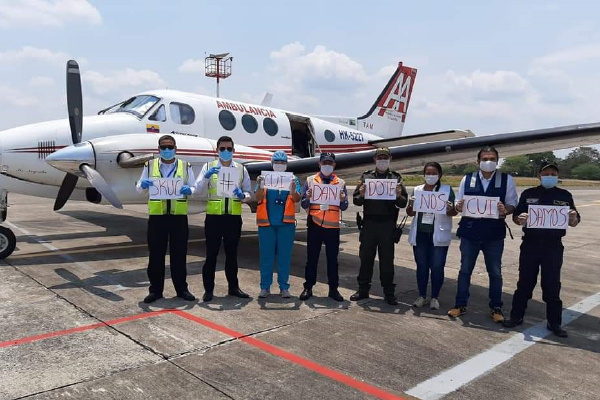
[0,0,599,157]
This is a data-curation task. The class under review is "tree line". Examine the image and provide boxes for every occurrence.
[444,147,600,180]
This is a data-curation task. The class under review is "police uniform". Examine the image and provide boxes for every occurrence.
[352,168,407,300]
[507,164,580,332]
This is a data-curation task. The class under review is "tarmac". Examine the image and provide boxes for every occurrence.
[1,189,599,400]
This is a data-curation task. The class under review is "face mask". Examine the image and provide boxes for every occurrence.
[424,175,439,185]
[541,175,558,189]
[375,159,390,171]
[272,163,287,172]
[320,165,334,176]
[219,150,233,162]
[480,160,497,172]
[159,148,175,161]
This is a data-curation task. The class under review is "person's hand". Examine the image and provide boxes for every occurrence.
[290,176,301,192]
[340,190,347,202]
[140,179,154,189]
[498,201,507,216]
[180,185,193,196]
[446,201,455,214]
[455,199,464,212]
[256,176,265,188]
[517,213,528,226]
[568,210,579,226]
[306,187,312,199]
[359,183,366,197]
[396,183,404,197]
[204,166,220,179]
[233,187,245,200]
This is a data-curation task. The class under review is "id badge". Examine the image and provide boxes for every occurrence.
[422,213,434,225]
[319,204,329,211]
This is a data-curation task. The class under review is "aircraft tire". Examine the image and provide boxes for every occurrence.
[0,226,16,260]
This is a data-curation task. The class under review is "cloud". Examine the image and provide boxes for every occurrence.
[445,70,530,101]
[0,0,102,28]
[82,68,166,95]
[0,46,71,66]
[532,43,600,65]
[28,76,55,87]
[0,85,38,106]
[178,59,204,73]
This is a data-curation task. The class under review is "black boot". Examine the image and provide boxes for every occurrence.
[350,291,369,301]
[328,289,344,302]
[228,288,250,298]
[144,293,163,304]
[299,288,313,301]
[547,323,568,338]
[502,318,524,328]
[177,291,196,301]
[202,292,213,302]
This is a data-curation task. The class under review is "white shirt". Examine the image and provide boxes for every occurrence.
[456,170,518,207]
[195,160,251,199]
[136,158,196,194]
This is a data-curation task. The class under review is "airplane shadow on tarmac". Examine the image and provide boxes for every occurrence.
[7,209,600,354]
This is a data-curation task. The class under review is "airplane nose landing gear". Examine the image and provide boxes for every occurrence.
[0,189,16,260]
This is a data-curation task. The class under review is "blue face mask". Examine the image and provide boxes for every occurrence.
[160,148,175,160]
[541,175,558,189]
[220,150,233,162]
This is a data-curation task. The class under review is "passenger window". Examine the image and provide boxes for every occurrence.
[149,104,166,122]
[242,114,258,133]
[263,117,278,136]
[219,110,236,131]
[170,102,195,125]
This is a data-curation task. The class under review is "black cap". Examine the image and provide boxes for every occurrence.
[320,152,336,162]
[539,161,559,173]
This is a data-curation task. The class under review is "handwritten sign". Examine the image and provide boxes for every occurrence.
[261,171,293,190]
[149,178,184,200]
[462,195,500,219]
[527,205,569,229]
[364,179,397,200]
[413,190,449,214]
[311,184,341,206]
[217,167,240,198]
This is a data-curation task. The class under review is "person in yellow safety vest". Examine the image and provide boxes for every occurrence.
[195,136,252,302]
[255,150,302,299]
[136,135,197,304]
[299,152,349,302]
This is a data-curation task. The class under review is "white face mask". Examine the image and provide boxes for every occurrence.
[272,163,287,172]
[424,175,439,185]
[320,165,334,176]
[480,160,497,172]
[375,159,390,171]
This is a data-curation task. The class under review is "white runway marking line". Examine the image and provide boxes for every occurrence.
[406,291,600,400]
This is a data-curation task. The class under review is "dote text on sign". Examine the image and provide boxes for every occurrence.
[364,179,397,200]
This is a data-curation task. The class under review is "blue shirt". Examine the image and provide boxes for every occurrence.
[266,189,290,226]
[301,173,349,211]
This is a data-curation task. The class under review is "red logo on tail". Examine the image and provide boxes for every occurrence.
[376,66,417,122]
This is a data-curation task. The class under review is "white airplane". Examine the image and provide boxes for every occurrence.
[0,60,599,260]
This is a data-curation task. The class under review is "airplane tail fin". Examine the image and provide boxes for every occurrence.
[357,62,417,139]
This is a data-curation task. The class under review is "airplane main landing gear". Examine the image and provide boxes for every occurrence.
[0,189,15,260]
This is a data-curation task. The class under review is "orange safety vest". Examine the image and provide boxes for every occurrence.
[307,173,345,229]
[256,188,296,226]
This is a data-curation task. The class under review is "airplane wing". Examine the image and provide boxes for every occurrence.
[244,122,600,180]
[368,129,475,148]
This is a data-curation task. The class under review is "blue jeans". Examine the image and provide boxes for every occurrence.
[258,224,295,290]
[413,231,449,298]
[455,237,504,308]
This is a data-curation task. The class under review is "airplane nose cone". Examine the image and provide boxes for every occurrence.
[46,142,95,176]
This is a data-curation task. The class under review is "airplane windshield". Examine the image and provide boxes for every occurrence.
[104,95,160,118]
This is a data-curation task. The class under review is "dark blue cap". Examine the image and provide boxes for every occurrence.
[320,152,336,162]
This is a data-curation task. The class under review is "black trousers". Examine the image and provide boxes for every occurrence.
[357,219,396,297]
[147,215,189,295]
[203,214,242,293]
[510,237,564,326]
[304,223,340,290]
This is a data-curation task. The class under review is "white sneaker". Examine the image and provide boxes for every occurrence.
[259,289,270,298]
[413,296,428,307]
[430,298,440,310]
[280,289,291,298]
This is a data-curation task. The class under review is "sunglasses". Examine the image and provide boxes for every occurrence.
[159,145,175,150]
[219,146,233,152]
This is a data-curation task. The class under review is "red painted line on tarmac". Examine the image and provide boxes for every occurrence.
[174,310,406,400]
[0,309,173,349]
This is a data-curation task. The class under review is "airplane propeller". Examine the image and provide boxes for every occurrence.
[52,60,123,210]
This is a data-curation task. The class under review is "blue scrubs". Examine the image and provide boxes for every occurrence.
[258,189,296,290]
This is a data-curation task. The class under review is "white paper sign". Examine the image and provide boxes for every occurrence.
[527,205,569,229]
[217,167,241,198]
[311,184,341,206]
[462,195,500,219]
[261,171,293,190]
[149,178,184,200]
[413,190,449,214]
[364,179,397,200]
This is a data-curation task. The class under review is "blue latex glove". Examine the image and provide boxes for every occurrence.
[180,185,193,196]
[293,176,301,194]
[204,166,220,178]
[233,187,245,200]
[140,179,154,189]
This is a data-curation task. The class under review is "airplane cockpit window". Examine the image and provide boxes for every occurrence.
[149,104,166,122]
[170,102,195,125]
[103,95,160,118]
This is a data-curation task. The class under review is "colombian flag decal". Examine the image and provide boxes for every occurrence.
[146,124,160,133]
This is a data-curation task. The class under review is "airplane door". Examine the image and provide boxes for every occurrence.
[286,113,320,158]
